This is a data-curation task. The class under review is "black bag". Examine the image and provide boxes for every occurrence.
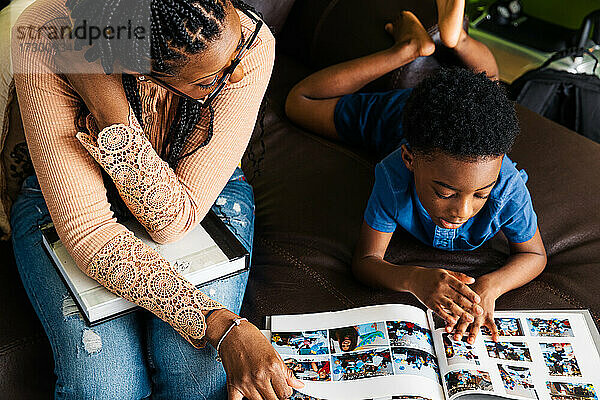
[510,48,600,144]
[510,10,600,143]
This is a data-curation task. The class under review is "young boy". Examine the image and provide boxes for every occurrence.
[285,1,547,345]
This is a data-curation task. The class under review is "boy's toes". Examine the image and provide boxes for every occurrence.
[436,0,465,48]
[385,22,393,35]
[396,11,435,57]
[420,39,436,57]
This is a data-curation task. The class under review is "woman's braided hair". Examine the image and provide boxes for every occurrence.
[66,0,258,220]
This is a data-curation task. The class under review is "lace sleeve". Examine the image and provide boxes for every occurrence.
[75,107,190,239]
[87,229,224,348]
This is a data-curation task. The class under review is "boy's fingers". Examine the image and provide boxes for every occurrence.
[453,314,472,341]
[447,270,476,285]
[451,292,480,318]
[245,387,265,400]
[271,369,295,399]
[258,383,281,400]
[467,319,481,344]
[285,367,305,389]
[447,276,482,306]
[227,388,244,400]
[435,304,456,327]
[444,297,474,324]
[488,319,500,342]
[447,281,483,316]
[444,286,479,318]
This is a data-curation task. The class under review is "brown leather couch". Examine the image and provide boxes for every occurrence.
[2,0,599,398]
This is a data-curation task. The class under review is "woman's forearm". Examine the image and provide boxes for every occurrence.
[76,109,195,243]
[85,230,224,348]
[204,308,240,347]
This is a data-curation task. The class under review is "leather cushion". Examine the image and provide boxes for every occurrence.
[244,0,296,35]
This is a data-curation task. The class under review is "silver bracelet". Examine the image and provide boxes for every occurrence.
[215,317,248,362]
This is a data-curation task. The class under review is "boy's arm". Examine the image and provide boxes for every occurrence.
[353,221,483,326]
[452,30,499,81]
[285,12,435,139]
[452,228,547,343]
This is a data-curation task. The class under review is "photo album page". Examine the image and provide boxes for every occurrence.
[429,310,600,400]
[268,305,600,400]
[270,304,445,400]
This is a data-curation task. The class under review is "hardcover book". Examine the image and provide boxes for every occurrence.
[266,305,600,400]
[41,210,248,326]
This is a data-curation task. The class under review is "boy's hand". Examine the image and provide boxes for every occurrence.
[448,277,500,344]
[410,267,483,327]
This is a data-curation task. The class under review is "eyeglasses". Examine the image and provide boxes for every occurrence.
[149,7,263,109]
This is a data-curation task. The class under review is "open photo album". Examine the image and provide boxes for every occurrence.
[266,304,600,400]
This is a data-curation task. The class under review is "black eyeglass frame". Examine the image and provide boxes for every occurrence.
[148,8,263,109]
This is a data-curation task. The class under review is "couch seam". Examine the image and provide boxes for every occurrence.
[257,236,354,307]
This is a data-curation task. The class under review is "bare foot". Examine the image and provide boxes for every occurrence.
[436,0,465,48]
[385,11,435,58]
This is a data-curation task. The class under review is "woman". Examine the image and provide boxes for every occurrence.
[10,0,302,398]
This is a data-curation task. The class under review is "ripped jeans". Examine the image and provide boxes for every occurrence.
[9,167,254,400]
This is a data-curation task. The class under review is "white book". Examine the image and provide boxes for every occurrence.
[266,305,600,400]
[41,210,248,326]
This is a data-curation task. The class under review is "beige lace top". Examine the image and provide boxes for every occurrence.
[11,0,274,347]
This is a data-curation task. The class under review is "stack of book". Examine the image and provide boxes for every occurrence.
[41,210,248,325]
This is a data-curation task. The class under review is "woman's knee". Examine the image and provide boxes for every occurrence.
[145,320,228,400]
[54,320,151,400]
[212,173,255,252]
[9,176,51,240]
[56,360,151,400]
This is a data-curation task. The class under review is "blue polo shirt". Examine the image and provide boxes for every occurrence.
[334,89,538,251]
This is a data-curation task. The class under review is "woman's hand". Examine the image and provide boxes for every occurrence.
[208,310,304,400]
[448,276,500,344]
[53,46,131,129]
[409,267,483,327]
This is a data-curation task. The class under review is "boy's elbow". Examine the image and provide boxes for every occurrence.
[351,253,362,279]
[538,247,548,271]
[285,87,302,123]
[528,242,547,278]
[284,94,294,120]
[351,252,372,285]
[535,235,547,265]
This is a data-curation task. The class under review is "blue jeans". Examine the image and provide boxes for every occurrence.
[10,168,254,400]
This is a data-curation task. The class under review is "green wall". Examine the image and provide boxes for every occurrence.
[467,0,599,29]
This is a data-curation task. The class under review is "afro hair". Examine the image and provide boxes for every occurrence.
[402,67,519,160]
